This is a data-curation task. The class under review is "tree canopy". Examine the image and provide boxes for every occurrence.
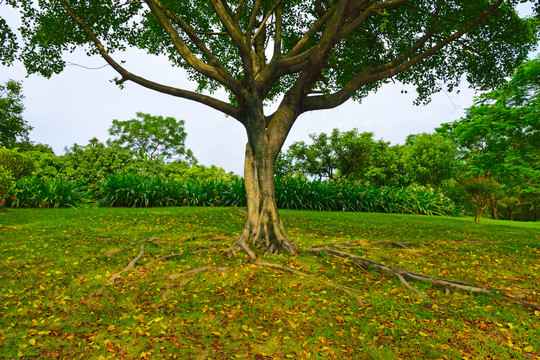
[279,128,391,182]
[108,112,196,163]
[3,0,538,255]
[438,55,540,194]
[402,133,458,187]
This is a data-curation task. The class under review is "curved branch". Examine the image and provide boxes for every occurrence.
[251,0,283,46]
[301,0,505,114]
[59,0,242,121]
[209,0,251,67]
[144,0,243,97]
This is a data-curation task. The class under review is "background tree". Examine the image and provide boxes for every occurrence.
[5,0,537,255]
[289,129,383,181]
[402,133,459,188]
[362,144,410,187]
[462,176,502,222]
[0,147,34,208]
[63,138,135,190]
[108,112,196,163]
[438,55,540,220]
[0,80,32,148]
[282,128,392,183]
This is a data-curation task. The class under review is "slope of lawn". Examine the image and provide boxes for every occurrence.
[0,207,538,359]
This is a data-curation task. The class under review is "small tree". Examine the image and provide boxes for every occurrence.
[63,139,135,189]
[0,80,32,148]
[0,147,35,180]
[462,176,501,222]
[438,56,540,220]
[108,112,196,163]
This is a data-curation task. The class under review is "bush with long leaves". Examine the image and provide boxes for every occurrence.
[10,176,87,208]
[273,177,455,215]
[26,170,455,216]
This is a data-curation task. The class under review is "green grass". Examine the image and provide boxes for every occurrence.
[0,207,538,359]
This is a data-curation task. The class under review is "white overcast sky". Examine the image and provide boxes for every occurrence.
[1,3,536,175]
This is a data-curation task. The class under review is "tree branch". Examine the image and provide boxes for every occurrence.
[272,4,282,60]
[301,0,505,114]
[246,0,263,37]
[144,0,243,97]
[58,0,243,121]
[235,0,245,21]
[251,0,283,46]
[209,0,252,81]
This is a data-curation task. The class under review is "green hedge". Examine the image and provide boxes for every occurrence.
[8,176,87,208]
[6,172,456,216]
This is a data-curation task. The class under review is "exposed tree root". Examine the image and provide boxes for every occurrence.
[105,237,165,257]
[95,235,538,312]
[372,240,414,249]
[227,234,258,260]
[395,272,426,298]
[144,253,184,267]
[307,246,540,311]
[95,244,146,296]
[96,237,215,296]
[252,260,364,305]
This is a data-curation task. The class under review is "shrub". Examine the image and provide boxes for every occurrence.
[273,177,455,215]
[11,176,87,208]
[96,171,455,216]
[0,166,14,208]
[0,147,34,179]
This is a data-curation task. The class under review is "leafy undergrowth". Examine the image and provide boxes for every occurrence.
[0,207,538,359]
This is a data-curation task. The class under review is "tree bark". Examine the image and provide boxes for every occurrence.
[229,96,299,258]
[230,143,299,257]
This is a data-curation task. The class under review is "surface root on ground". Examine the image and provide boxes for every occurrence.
[307,245,540,311]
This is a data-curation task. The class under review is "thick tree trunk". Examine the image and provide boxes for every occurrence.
[230,143,299,258]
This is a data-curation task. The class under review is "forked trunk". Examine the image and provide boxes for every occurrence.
[229,143,299,258]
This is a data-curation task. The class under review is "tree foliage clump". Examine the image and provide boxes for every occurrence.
[0,147,35,180]
[0,80,32,148]
[108,112,196,163]
[0,165,14,208]
[280,129,390,181]
[438,55,540,221]
[402,133,459,188]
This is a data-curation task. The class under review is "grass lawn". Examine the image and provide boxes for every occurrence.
[0,207,539,359]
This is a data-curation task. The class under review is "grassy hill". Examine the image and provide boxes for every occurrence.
[1,207,538,359]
